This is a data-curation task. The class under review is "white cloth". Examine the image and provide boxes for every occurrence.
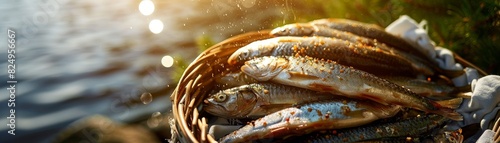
[386,15,500,142]
[476,129,496,143]
[457,75,500,130]
[385,15,436,59]
[385,15,472,86]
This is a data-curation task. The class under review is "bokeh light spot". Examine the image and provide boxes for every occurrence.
[149,19,164,34]
[140,92,153,104]
[241,0,256,8]
[139,0,155,16]
[161,55,174,68]
[147,112,163,128]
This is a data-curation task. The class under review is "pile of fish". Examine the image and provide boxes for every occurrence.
[202,19,470,143]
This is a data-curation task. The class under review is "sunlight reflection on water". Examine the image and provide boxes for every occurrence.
[161,55,174,68]
[139,0,155,16]
[0,0,287,142]
[149,19,164,34]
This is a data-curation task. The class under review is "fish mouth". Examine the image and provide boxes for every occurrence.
[227,54,239,65]
[203,101,228,116]
[241,64,254,72]
[270,27,288,35]
[228,48,248,65]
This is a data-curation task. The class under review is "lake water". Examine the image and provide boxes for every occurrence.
[0,0,289,142]
[1,0,497,142]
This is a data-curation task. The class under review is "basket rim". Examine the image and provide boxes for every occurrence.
[169,24,488,142]
[171,30,274,143]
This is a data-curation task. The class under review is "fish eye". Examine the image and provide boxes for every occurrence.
[277,28,288,34]
[215,94,227,102]
[241,50,249,58]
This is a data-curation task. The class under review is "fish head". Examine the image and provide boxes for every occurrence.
[241,56,289,81]
[228,39,276,65]
[203,86,258,118]
[270,23,315,36]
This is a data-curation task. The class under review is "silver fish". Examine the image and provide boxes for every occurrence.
[271,23,434,70]
[309,18,431,61]
[296,114,447,143]
[241,56,462,120]
[271,23,378,46]
[271,22,467,78]
[308,18,467,78]
[228,36,435,76]
[381,76,470,100]
[204,83,336,119]
[270,23,405,54]
[219,100,401,143]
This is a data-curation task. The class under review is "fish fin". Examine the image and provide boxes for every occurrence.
[435,98,463,109]
[430,101,463,121]
[426,86,471,99]
[454,92,472,98]
[288,71,321,80]
[438,69,466,78]
[429,107,463,121]
[448,85,472,98]
[454,85,472,93]
[443,110,463,121]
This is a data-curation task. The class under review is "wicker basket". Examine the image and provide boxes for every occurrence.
[170,30,274,143]
[169,26,489,143]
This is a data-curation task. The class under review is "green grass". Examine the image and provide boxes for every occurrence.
[188,0,499,75]
[277,0,499,75]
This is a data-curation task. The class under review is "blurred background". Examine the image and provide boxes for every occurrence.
[0,0,498,142]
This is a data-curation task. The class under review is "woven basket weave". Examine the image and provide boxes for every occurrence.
[170,30,274,143]
[169,25,488,143]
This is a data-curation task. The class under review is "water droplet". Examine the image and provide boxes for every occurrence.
[140,92,153,104]
[147,112,163,128]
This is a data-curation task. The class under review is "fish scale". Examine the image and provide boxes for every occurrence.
[270,23,432,67]
[241,56,462,120]
[203,83,337,118]
[229,36,434,76]
[271,23,386,49]
[294,114,448,143]
[219,100,401,143]
[309,18,431,61]
[381,76,462,99]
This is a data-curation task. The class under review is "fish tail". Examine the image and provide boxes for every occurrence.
[435,98,464,109]
[447,85,472,98]
[452,92,472,98]
[439,108,463,121]
[439,69,466,78]
[455,85,472,92]
[430,101,463,121]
